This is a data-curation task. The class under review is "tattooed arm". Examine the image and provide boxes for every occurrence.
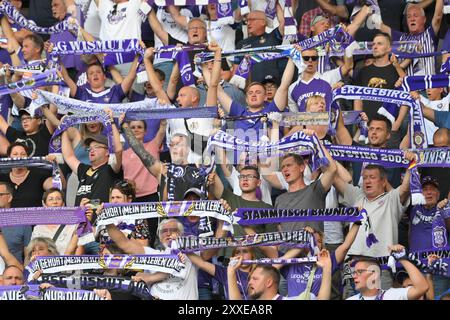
[121,122,163,181]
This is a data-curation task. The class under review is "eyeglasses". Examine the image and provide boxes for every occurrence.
[86,145,108,152]
[160,228,180,235]
[264,83,277,89]
[302,56,319,62]
[238,174,259,180]
[352,269,375,276]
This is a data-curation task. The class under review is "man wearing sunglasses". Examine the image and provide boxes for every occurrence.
[287,45,353,113]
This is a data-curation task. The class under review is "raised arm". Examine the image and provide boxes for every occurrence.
[273,59,295,110]
[399,151,416,205]
[335,223,360,264]
[316,249,332,300]
[432,0,444,35]
[143,48,171,103]
[121,122,162,180]
[217,84,234,114]
[0,232,23,271]
[186,253,216,276]
[103,109,123,173]
[106,223,145,254]
[346,5,372,37]
[61,130,81,173]
[205,42,222,107]
[166,61,180,101]
[59,62,78,97]
[119,55,139,95]
[227,256,244,300]
[315,0,349,19]
[390,245,429,300]
[148,9,169,46]
[167,5,189,29]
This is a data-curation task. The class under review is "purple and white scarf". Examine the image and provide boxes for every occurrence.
[170,230,314,253]
[241,256,318,265]
[239,0,249,15]
[441,56,450,73]
[35,90,162,117]
[2,60,47,75]
[0,0,78,34]
[283,0,298,42]
[49,114,114,154]
[207,130,329,171]
[444,0,450,14]
[0,70,63,97]
[235,207,378,247]
[400,74,450,92]
[126,105,218,121]
[409,99,428,150]
[376,247,450,277]
[98,200,233,227]
[0,285,104,300]
[49,39,144,68]
[0,206,93,244]
[25,254,186,282]
[32,273,151,299]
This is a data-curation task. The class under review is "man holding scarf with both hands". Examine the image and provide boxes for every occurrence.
[333,150,416,298]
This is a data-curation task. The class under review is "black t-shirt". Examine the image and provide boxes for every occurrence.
[6,124,52,157]
[235,29,285,83]
[354,63,400,120]
[74,163,123,206]
[0,168,51,208]
[161,164,205,201]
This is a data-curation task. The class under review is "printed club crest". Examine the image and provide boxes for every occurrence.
[432,226,447,248]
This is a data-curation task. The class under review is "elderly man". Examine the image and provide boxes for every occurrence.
[232,10,285,83]
[106,218,198,300]
[347,245,428,300]
[380,0,443,75]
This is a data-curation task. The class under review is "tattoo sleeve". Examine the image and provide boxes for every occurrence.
[122,125,157,171]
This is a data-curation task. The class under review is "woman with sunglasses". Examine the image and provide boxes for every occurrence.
[94,180,150,253]
[30,188,79,256]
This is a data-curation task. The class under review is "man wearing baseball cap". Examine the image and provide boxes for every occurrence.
[0,107,54,157]
[61,111,123,205]
[407,175,450,296]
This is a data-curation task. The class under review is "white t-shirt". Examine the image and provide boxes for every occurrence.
[98,0,142,41]
[346,287,410,300]
[341,184,410,257]
[227,166,272,205]
[84,0,101,39]
[154,7,192,64]
[420,95,450,144]
[143,246,198,300]
[207,20,235,53]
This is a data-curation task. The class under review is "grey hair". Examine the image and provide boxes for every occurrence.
[157,218,184,236]
[25,237,59,265]
[406,4,425,17]
[188,17,207,29]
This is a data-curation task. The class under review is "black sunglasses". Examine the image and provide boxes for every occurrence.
[302,56,319,62]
